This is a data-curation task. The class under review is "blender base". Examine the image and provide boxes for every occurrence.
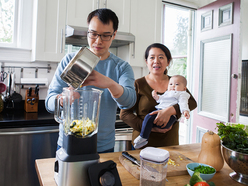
[54,148,99,186]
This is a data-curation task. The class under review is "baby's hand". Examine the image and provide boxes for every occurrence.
[152,90,159,101]
[184,111,190,119]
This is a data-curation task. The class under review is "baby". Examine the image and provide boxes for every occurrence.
[134,75,190,149]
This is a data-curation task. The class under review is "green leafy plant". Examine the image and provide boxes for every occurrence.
[216,122,248,154]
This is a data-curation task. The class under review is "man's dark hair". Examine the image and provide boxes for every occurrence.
[87,8,119,32]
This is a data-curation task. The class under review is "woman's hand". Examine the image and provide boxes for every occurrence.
[151,125,173,133]
[150,106,176,128]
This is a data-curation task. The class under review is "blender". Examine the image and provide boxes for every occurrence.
[54,88,102,186]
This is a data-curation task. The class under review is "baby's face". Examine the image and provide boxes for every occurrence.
[168,77,186,91]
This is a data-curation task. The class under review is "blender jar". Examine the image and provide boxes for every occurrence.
[140,147,169,186]
[55,87,102,138]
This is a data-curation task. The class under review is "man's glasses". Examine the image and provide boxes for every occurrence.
[87,31,114,41]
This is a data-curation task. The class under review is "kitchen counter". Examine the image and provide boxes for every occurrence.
[35,143,241,186]
[0,100,58,128]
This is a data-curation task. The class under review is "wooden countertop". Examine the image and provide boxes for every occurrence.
[35,143,241,186]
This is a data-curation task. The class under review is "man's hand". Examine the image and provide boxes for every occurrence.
[82,70,124,98]
[57,86,80,107]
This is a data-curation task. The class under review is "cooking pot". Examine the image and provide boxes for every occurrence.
[60,47,100,89]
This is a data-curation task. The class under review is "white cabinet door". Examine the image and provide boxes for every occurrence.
[66,0,96,27]
[103,0,130,32]
[66,0,130,32]
[128,0,162,67]
[32,0,67,62]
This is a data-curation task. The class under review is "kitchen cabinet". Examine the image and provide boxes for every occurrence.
[127,0,162,67]
[32,0,67,62]
[66,0,131,32]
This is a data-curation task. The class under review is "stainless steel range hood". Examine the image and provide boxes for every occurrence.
[65,25,135,48]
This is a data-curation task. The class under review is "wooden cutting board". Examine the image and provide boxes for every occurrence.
[119,151,194,180]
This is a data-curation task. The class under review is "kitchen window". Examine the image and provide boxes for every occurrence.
[162,3,196,144]
[0,0,33,51]
[0,0,17,47]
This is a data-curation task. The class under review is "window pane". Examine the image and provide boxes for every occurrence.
[163,5,189,56]
[168,58,187,77]
[0,0,15,43]
[163,5,190,78]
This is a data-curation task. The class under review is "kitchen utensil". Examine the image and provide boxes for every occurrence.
[0,71,7,82]
[60,47,100,89]
[222,143,248,185]
[122,151,140,166]
[4,72,14,110]
[54,88,103,186]
[0,83,6,93]
[28,87,32,96]
[35,85,39,96]
[186,162,216,181]
[140,147,169,186]
[24,89,38,112]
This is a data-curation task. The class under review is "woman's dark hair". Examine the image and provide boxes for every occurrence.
[87,8,119,32]
[144,43,172,74]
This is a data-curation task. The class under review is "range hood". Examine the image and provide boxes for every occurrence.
[65,25,135,48]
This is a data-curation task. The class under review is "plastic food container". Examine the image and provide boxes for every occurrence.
[140,147,169,186]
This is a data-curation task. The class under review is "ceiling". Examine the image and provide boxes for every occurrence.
[164,0,217,9]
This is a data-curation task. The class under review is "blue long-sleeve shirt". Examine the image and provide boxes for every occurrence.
[45,52,136,152]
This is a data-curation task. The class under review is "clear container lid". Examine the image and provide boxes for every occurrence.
[140,147,170,163]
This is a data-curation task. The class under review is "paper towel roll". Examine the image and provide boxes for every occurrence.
[21,78,48,86]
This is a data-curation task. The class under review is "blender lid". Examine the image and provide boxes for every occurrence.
[140,147,170,162]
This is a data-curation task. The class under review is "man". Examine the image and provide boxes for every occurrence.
[45,8,136,153]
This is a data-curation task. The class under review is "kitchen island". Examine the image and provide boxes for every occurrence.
[35,143,241,186]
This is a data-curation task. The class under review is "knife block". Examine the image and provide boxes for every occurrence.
[24,89,39,112]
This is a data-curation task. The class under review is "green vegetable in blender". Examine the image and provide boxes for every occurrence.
[216,122,248,154]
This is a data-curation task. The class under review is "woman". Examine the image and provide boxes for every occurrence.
[120,43,197,148]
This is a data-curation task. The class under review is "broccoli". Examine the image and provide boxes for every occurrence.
[190,172,205,186]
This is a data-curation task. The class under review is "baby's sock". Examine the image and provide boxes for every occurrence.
[134,140,148,149]
[134,135,147,144]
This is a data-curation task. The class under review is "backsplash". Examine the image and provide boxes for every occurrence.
[1,61,146,100]
[0,61,58,100]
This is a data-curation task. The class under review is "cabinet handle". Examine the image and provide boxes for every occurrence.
[104,0,107,8]
[60,29,63,53]
[132,42,135,58]
[97,0,100,9]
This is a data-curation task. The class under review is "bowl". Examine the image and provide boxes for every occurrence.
[222,144,248,185]
[186,162,216,181]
